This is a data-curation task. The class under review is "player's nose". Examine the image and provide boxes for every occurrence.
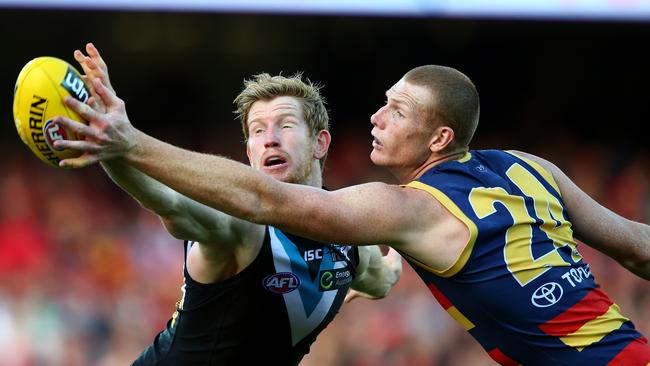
[263,128,281,148]
[370,106,385,128]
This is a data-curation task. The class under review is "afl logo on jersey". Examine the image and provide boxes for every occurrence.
[262,272,301,294]
[531,282,563,308]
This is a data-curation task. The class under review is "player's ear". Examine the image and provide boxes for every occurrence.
[429,126,454,153]
[245,140,253,163]
[313,130,331,159]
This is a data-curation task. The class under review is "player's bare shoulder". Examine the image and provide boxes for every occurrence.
[399,182,472,272]
[344,181,438,221]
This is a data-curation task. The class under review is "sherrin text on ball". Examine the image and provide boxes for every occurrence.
[13,56,89,168]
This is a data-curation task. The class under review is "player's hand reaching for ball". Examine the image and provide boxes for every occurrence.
[74,42,115,113]
[53,76,138,168]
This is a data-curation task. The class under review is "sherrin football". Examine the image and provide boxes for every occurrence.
[13,57,90,168]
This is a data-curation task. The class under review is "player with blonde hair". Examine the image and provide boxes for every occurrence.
[66,43,401,365]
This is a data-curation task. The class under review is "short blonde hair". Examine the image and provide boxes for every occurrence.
[234,73,330,140]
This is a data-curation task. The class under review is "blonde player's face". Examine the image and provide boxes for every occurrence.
[370,79,435,173]
[246,96,317,184]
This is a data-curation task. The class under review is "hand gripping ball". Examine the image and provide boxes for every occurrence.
[13,57,90,168]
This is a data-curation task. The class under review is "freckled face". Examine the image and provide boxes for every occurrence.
[246,96,316,184]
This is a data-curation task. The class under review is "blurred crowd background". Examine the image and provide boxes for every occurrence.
[1,8,649,366]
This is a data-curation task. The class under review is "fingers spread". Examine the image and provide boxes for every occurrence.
[59,154,99,169]
[86,43,108,70]
[53,138,101,153]
[74,50,85,64]
[93,78,120,109]
[55,116,102,140]
[64,96,99,122]
[84,56,99,71]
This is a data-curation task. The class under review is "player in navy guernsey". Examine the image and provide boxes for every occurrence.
[404,149,649,364]
[60,51,650,363]
[64,44,402,365]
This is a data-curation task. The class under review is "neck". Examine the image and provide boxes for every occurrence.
[396,148,468,184]
[303,160,323,188]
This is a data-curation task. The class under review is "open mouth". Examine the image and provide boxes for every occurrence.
[264,155,288,168]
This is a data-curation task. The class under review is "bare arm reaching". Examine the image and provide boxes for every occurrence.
[53,76,430,249]
[72,43,246,246]
[101,159,246,245]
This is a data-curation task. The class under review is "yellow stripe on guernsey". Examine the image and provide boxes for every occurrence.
[458,151,472,163]
[505,151,560,193]
[560,304,628,351]
[404,180,479,277]
[448,306,475,330]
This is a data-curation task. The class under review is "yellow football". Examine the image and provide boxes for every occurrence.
[13,57,90,168]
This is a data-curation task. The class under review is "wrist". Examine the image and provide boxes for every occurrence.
[124,127,145,163]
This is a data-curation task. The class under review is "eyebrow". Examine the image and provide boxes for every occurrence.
[386,90,410,109]
[248,112,301,126]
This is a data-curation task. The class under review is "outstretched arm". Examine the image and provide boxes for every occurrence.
[516,151,650,280]
[103,159,246,244]
[53,76,429,248]
[72,43,245,245]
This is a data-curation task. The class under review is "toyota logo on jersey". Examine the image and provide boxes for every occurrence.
[531,282,564,308]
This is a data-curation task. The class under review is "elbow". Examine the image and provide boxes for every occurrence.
[157,201,193,240]
[160,216,190,240]
[619,242,650,281]
[137,191,181,219]
[623,256,650,281]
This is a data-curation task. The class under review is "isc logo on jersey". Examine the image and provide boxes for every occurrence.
[262,272,301,294]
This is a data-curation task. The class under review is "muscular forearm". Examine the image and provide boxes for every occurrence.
[578,214,650,281]
[125,129,278,224]
[103,150,246,243]
[101,158,181,216]
[120,130,412,247]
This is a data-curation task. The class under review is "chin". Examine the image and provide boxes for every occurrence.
[370,151,386,166]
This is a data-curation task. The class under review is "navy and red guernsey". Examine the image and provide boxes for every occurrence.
[404,149,650,365]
